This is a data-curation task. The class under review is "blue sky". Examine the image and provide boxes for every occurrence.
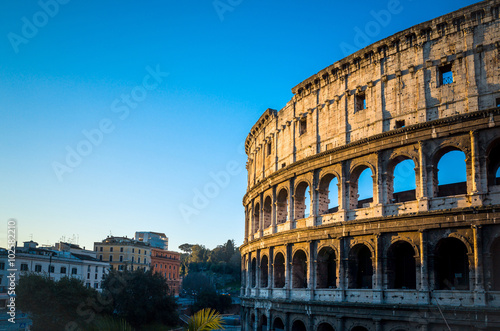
[0,0,477,251]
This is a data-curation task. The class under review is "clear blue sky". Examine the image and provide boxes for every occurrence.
[0,0,477,251]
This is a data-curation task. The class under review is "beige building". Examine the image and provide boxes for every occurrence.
[241,1,500,330]
[94,236,150,271]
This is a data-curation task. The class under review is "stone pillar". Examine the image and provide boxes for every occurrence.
[311,170,320,219]
[418,231,430,304]
[373,234,383,303]
[417,141,429,211]
[256,250,261,295]
[338,237,346,301]
[374,319,382,331]
[267,310,272,331]
[269,247,274,295]
[289,179,295,225]
[272,186,277,233]
[246,253,252,295]
[259,194,264,237]
[250,200,255,239]
[309,241,316,300]
[473,225,486,305]
[285,244,291,299]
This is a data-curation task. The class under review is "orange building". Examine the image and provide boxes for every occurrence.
[150,248,181,296]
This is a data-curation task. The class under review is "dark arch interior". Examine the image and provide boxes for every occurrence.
[276,189,288,224]
[251,258,257,288]
[273,317,285,331]
[316,247,337,289]
[292,250,308,288]
[254,203,260,232]
[317,322,335,331]
[259,314,268,330]
[292,320,307,331]
[260,255,269,288]
[488,141,500,186]
[387,241,416,289]
[491,238,500,290]
[263,196,272,229]
[348,245,373,289]
[435,237,469,290]
[274,252,285,288]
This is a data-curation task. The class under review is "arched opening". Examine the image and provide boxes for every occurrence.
[250,313,255,329]
[487,140,500,187]
[434,237,469,290]
[254,202,260,233]
[317,323,335,331]
[389,157,416,203]
[276,189,289,224]
[292,320,307,331]
[351,327,368,331]
[350,166,374,209]
[435,149,467,197]
[263,196,272,229]
[259,314,268,331]
[274,252,285,288]
[295,182,310,219]
[491,238,500,290]
[387,241,416,289]
[316,247,336,289]
[260,255,269,288]
[273,317,285,331]
[251,258,257,288]
[348,244,373,289]
[292,250,308,288]
[318,174,339,214]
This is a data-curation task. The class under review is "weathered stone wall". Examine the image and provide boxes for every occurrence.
[241,1,500,330]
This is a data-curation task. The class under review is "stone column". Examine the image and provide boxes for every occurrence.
[308,241,316,300]
[246,253,252,295]
[417,141,429,211]
[373,234,383,303]
[285,244,291,300]
[473,225,486,305]
[272,186,277,233]
[338,237,346,301]
[256,250,261,296]
[250,200,255,239]
[418,231,430,304]
[289,179,295,227]
[269,247,274,295]
[258,194,264,237]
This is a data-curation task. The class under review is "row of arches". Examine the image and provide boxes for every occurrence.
[247,138,500,236]
[246,235,500,291]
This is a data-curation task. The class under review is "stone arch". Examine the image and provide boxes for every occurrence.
[274,251,286,288]
[316,246,337,289]
[434,237,470,290]
[387,155,417,203]
[254,201,261,233]
[276,187,289,224]
[318,172,340,214]
[251,257,257,288]
[295,181,311,219]
[291,319,307,331]
[348,243,373,289]
[260,255,269,288]
[263,195,272,229]
[292,249,308,288]
[273,316,285,331]
[486,138,500,188]
[431,145,468,197]
[387,240,417,289]
[317,322,335,331]
[349,163,376,209]
[259,314,268,331]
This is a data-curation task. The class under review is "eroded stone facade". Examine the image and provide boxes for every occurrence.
[240,1,500,330]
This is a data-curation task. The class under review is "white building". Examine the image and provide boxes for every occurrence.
[135,231,168,250]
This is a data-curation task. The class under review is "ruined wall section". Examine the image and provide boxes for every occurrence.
[245,0,500,191]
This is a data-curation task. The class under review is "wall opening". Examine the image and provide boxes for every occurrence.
[292,250,308,288]
[350,166,374,209]
[274,252,285,288]
[299,118,307,135]
[435,237,469,290]
[491,238,500,290]
[390,158,416,203]
[387,241,416,289]
[292,320,307,331]
[294,182,310,219]
[487,140,500,187]
[254,202,260,233]
[251,258,257,288]
[318,174,339,214]
[439,64,453,85]
[273,318,285,331]
[267,141,272,156]
[317,323,335,331]
[263,196,272,229]
[276,189,288,224]
[260,255,269,288]
[355,92,366,112]
[348,244,373,289]
[316,247,337,288]
[259,315,268,331]
[436,150,467,197]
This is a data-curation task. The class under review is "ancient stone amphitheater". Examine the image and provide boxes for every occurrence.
[240,1,500,330]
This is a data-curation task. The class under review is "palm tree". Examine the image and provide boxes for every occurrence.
[187,308,225,331]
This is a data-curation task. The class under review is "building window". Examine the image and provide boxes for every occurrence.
[395,120,405,129]
[439,64,453,85]
[94,283,99,289]
[355,93,366,112]
[95,266,98,272]
[155,264,158,268]
[20,264,28,271]
[138,249,141,254]
[99,247,103,252]
[87,273,90,279]
[109,256,113,262]
[35,265,42,272]
[299,118,307,135]
[493,6,500,19]
[132,248,135,253]
[138,257,141,264]
[99,255,103,261]
[87,265,90,272]
[86,283,91,288]
[118,265,124,271]
[120,256,123,262]
[60,267,67,274]
[437,22,447,36]
[120,247,123,252]
[0,262,5,270]
[95,274,98,279]
[49,266,55,273]
[110,247,113,252]
[71,268,77,275]
[267,142,272,156]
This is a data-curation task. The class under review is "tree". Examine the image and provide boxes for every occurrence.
[17,273,98,331]
[179,243,194,254]
[187,308,224,331]
[101,269,178,328]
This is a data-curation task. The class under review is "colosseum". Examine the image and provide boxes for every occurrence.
[240,1,500,330]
